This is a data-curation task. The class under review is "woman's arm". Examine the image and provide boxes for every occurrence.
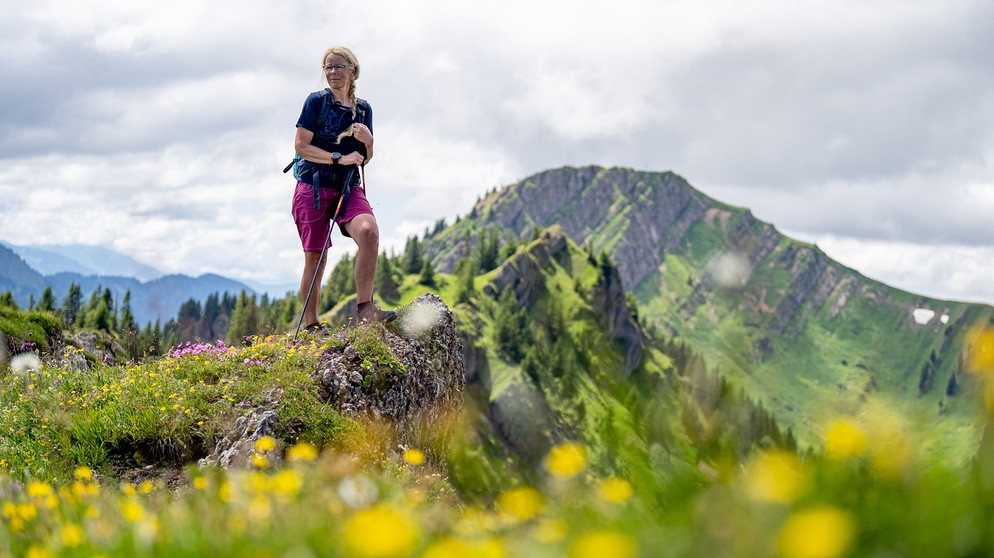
[352,123,374,164]
[294,127,365,166]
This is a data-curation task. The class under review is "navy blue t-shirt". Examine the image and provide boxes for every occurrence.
[295,90,372,187]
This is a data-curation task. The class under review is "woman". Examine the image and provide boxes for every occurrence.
[291,46,396,328]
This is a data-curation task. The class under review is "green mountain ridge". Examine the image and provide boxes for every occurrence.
[441,226,794,497]
[425,165,993,461]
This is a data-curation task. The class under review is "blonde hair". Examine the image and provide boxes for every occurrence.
[322,46,360,121]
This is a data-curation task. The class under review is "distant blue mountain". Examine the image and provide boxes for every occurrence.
[3,242,163,281]
[0,243,255,325]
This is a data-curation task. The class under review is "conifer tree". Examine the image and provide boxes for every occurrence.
[431,218,447,237]
[493,286,526,362]
[176,298,203,342]
[62,283,82,329]
[418,259,437,288]
[28,294,35,310]
[402,237,424,275]
[226,291,259,346]
[118,290,136,334]
[376,251,400,303]
[477,229,500,273]
[0,292,17,309]
[454,257,476,304]
[321,254,354,312]
[501,237,518,261]
[37,287,57,313]
[86,299,113,333]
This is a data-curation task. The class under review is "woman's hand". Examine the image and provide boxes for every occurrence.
[351,123,372,144]
[340,151,365,166]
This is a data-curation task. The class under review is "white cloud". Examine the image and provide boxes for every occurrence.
[1,0,993,306]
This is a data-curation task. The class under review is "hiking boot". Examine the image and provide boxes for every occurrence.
[357,301,398,324]
[304,322,330,334]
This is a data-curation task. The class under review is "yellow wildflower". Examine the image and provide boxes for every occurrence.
[824,418,868,460]
[287,442,319,462]
[17,502,38,521]
[497,486,543,522]
[778,506,856,558]
[254,436,277,452]
[61,523,85,547]
[343,505,420,558]
[218,480,233,503]
[74,466,94,481]
[597,477,634,503]
[403,448,426,465]
[965,324,994,375]
[270,469,303,497]
[121,499,144,523]
[26,481,53,499]
[546,442,587,479]
[139,480,154,495]
[743,449,807,503]
[250,453,270,469]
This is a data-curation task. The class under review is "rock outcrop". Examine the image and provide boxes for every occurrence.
[317,293,466,453]
[200,293,465,468]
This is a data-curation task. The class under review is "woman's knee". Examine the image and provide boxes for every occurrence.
[351,218,379,246]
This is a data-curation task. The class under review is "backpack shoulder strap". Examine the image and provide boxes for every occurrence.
[317,88,333,127]
[354,97,370,125]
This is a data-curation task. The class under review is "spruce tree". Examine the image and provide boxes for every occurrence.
[118,290,135,332]
[493,286,526,362]
[37,287,57,313]
[321,254,354,312]
[376,251,400,303]
[501,237,518,261]
[477,229,500,273]
[418,259,437,288]
[402,237,424,275]
[62,283,82,329]
[454,257,476,304]
[226,291,259,346]
[0,292,17,310]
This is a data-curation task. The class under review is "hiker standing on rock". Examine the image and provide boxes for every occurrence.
[290,46,396,329]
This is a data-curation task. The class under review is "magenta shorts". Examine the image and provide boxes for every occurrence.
[291,181,374,252]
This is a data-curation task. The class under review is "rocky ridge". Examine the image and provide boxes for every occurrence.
[199,293,466,468]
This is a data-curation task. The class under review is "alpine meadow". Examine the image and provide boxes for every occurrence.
[3,165,994,557]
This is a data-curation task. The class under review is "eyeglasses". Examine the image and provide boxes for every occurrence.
[323,64,353,73]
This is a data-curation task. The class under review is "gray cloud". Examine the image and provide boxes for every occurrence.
[1,0,993,305]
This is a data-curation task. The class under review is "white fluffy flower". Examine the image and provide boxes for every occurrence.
[10,352,42,378]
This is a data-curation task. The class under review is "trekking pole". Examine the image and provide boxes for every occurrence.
[293,186,350,341]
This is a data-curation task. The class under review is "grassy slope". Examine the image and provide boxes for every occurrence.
[634,209,992,466]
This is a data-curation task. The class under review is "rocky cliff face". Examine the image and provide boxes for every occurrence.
[433,166,706,291]
[426,165,994,449]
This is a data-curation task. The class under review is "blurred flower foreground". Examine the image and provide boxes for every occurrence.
[4,297,994,556]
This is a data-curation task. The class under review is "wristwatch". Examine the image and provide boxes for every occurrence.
[331,152,341,165]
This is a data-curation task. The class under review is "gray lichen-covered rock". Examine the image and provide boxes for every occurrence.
[200,293,465,469]
[199,389,285,469]
[317,293,466,455]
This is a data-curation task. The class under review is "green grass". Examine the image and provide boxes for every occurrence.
[0,334,354,484]
[7,338,994,556]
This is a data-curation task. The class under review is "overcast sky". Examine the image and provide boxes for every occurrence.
[1,0,992,305]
